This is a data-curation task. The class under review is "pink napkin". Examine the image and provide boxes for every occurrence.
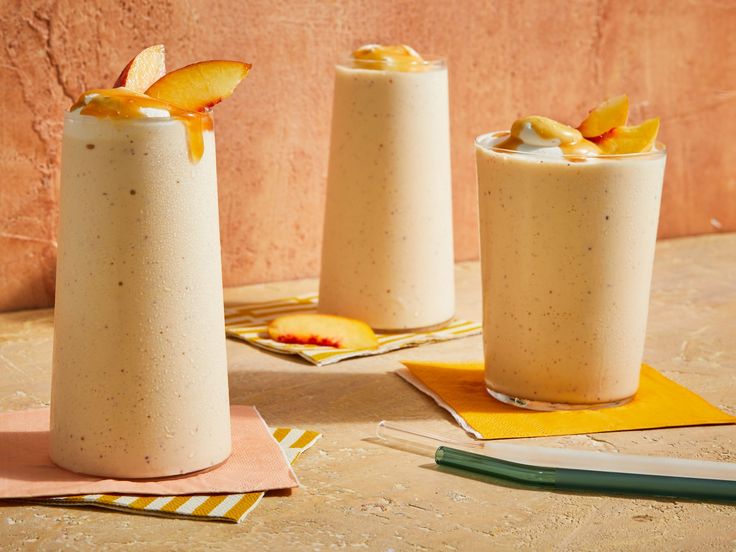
[0,405,298,499]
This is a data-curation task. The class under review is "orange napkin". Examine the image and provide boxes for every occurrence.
[0,406,298,499]
[399,361,736,439]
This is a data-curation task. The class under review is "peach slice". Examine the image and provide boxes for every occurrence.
[577,95,629,138]
[594,117,660,155]
[145,60,251,112]
[113,44,166,93]
[267,314,379,350]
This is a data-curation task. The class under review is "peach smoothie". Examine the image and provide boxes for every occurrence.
[50,48,250,478]
[319,45,455,331]
[475,100,666,410]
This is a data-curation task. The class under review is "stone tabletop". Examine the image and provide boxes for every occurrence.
[1,234,735,550]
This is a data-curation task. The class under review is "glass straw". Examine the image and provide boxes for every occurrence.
[377,421,736,502]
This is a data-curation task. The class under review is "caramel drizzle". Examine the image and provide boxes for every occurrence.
[70,88,213,163]
[350,44,431,72]
[495,134,602,158]
[496,115,603,159]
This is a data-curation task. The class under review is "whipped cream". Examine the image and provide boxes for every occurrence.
[71,90,172,118]
[68,90,98,113]
[478,132,565,158]
[138,106,171,117]
[485,115,603,159]
[512,119,565,147]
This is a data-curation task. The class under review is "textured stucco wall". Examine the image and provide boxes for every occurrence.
[1,0,734,312]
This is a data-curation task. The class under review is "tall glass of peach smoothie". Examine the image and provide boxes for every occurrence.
[318,45,455,332]
[475,100,666,410]
[50,49,250,477]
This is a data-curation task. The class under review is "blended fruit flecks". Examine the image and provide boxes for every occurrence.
[318,44,455,330]
[51,44,246,478]
[474,95,666,409]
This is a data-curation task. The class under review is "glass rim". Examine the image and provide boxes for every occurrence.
[64,108,213,124]
[337,56,446,72]
[475,130,666,160]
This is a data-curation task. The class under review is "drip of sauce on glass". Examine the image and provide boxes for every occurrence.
[350,44,431,72]
[70,88,213,163]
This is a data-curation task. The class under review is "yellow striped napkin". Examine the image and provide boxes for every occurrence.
[23,427,321,523]
[225,294,481,366]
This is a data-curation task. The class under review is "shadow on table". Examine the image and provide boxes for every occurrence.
[227,368,454,427]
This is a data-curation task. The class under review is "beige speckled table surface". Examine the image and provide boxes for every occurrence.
[1,234,735,550]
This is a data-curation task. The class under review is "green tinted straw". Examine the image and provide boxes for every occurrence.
[435,446,736,502]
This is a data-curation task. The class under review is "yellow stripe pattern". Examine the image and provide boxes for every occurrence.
[224,294,481,366]
[30,427,321,524]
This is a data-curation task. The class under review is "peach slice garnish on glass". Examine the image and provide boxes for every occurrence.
[593,117,660,155]
[577,95,629,138]
[267,313,379,350]
[145,60,251,112]
[113,44,166,93]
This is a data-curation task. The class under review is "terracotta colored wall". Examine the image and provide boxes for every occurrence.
[1,0,734,312]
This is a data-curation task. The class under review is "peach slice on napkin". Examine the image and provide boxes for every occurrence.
[593,117,660,155]
[577,95,629,138]
[268,314,379,349]
[113,44,166,93]
[145,60,251,112]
